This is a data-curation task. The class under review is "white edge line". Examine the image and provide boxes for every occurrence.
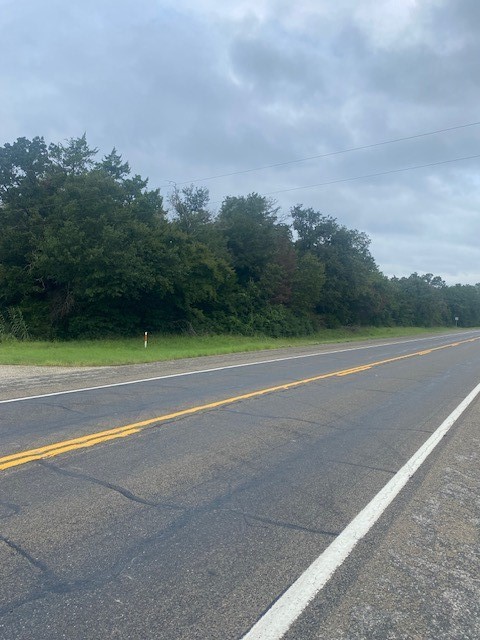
[1,330,478,405]
[241,379,480,640]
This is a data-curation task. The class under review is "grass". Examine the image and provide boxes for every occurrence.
[0,326,466,367]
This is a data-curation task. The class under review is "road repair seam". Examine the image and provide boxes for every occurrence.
[1,336,478,472]
[1,330,478,405]
[241,380,480,640]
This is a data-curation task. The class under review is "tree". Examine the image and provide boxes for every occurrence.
[48,133,97,176]
[169,184,211,235]
[291,253,326,313]
[0,135,173,336]
[0,137,55,318]
[2,133,474,339]
[97,148,130,181]
[444,283,480,327]
[391,273,449,327]
[0,136,51,205]
[216,193,280,285]
[291,205,380,324]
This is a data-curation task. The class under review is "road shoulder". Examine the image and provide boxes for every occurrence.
[0,332,473,401]
[285,394,480,639]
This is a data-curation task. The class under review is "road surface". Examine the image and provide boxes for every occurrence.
[1,330,480,639]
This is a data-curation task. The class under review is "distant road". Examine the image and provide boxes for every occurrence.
[1,330,480,639]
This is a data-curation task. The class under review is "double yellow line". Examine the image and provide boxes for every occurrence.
[1,336,478,472]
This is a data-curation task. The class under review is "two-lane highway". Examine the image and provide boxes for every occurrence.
[1,330,480,639]
[1,331,478,460]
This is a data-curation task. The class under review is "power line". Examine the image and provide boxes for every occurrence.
[206,152,480,207]
[263,153,480,196]
[163,120,480,187]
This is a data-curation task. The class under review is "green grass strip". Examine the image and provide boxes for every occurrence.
[0,327,467,367]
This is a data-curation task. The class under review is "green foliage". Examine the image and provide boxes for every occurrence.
[216,193,280,284]
[391,273,450,327]
[169,184,211,235]
[48,133,97,176]
[0,307,29,340]
[291,253,326,312]
[1,134,479,341]
[443,283,480,327]
[292,205,381,325]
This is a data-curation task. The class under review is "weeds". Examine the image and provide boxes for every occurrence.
[0,326,465,366]
[0,307,29,341]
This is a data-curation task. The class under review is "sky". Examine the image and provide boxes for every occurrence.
[1,0,479,284]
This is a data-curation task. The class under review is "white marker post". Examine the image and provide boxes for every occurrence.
[144,331,148,348]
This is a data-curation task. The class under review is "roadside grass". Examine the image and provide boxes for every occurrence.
[0,326,467,367]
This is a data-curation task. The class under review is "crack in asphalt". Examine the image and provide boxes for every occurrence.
[0,439,345,620]
[0,485,247,617]
[228,509,340,537]
[1,375,430,624]
[0,535,54,580]
[36,460,184,510]
[35,402,86,415]
[219,407,318,435]
[0,500,23,519]
[328,458,396,475]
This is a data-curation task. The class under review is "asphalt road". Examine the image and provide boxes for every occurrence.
[1,330,480,639]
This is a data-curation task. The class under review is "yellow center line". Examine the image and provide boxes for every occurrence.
[1,336,479,472]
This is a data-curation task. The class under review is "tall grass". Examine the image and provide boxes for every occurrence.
[0,326,464,366]
[0,307,30,341]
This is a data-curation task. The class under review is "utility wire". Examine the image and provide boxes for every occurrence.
[263,153,480,196]
[206,152,480,206]
[164,120,480,187]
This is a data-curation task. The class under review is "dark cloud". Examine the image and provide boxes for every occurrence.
[1,0,479,283]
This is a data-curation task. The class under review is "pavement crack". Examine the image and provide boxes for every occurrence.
[220,407,315,431]
[328,458,396,475]
[0,575,94,618]
[0,450,339,618]
[0,500,23,519]
[357,386,397,395]
[227,509,339,537]
[36,460,183,510]
[37,401,85,415]
[0,590,48,618]
[0,535,55,579]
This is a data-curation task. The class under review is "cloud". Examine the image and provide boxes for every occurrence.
[0,0,479,283]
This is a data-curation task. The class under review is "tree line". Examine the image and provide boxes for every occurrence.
[1,135,479,339]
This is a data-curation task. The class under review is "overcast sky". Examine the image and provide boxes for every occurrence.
[1,0,479,284]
